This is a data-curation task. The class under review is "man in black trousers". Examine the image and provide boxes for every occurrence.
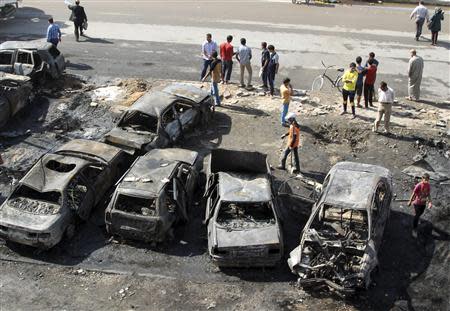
[68,0,88,42]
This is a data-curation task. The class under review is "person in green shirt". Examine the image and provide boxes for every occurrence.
[341,62,358,119]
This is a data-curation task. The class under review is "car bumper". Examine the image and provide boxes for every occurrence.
[210,253,281,268]
[0,225,60,249]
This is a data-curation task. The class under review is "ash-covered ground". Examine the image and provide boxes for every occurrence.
[0,76,449,311]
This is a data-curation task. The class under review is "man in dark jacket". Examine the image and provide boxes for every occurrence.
[429,7,444,46]
[68,0,87,42]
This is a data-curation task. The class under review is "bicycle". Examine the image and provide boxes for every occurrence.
[311,60,344,92]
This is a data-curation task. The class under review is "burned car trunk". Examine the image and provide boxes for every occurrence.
[105,148,200,243]
[288,162,392,293]
[204,149,283,267]
[0,41,65,81]
[0,139,130,249]
[0,73,33,128]
[104,83,213,155]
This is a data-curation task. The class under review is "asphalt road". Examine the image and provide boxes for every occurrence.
[1,0,449,99]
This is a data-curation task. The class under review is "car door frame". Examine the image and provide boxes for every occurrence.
[14,49,35,76]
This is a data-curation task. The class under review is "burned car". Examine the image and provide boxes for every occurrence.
[105,148,200,242]
[288,162,393,293]
[0,41,65,80]
[104,83,213,154]
[0,72,33,128]
[204,149,283,267]
[0,139,130,249]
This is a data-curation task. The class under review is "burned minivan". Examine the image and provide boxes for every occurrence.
[0,140,129,249]
[288,162,392,293]
[204,149,283,267]
[0,72,33,128]
[0,41,65,80]
[105,148,200,242]
[104,83,213,154]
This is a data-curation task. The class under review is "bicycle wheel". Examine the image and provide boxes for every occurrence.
[311,76,324,91]
[335,76,343,92]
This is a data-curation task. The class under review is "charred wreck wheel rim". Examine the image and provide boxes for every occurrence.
[311,76,324,92]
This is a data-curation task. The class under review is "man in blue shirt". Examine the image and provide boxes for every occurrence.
[46,18,61,47]
[355,56,365,108]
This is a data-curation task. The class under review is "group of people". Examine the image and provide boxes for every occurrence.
[46,0,88,46]
[410,1,445,45]
[200,34,282,106]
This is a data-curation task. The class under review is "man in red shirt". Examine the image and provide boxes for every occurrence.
[219,35,234,84]
[364,59,377,108]
[408,173,432,232]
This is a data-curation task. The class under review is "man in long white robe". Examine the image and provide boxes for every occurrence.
[407,49,424,101]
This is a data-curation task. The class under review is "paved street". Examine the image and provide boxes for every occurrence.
[1,0,449,99]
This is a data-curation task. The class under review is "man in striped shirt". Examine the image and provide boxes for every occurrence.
[46,18,61,47]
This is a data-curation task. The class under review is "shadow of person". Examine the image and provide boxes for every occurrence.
[80,35,114,45]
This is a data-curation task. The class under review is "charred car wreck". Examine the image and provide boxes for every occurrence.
[104,83,213,154]
[105,148,200,243]
[288,162,392,294]
[0,140,130,249]
[204,149,283,267]
[0,41,65,81]
[0,72,33,128]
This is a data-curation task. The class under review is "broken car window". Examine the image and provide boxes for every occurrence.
[65,176,89,210]
[0,52,13,65]
[48,46,61,59]
[161,106,177,126]
[46,160,76,173]
[119,111,158,133]
[116,194,157,216]
[217,202,276,229]
[174,102,192,114]
[16,51,33,65]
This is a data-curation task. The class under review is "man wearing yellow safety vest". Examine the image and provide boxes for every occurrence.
[277,112,300,173]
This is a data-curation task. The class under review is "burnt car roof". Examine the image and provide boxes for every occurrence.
[21,154,90,193]
[323,162,392,210]
[146,148,199,166]
[218,172,272,202]
[117,154,180,195]
[128,91,178,117]
[55,139,123,164]
[162,83,210,103]
[0,41,55,51]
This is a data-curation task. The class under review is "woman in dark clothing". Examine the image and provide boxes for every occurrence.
[429,8,444,46]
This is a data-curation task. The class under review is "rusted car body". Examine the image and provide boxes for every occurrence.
[0,41,65,80]
[288,162,393,293]
[0,72,33,128]
[204,149,283,267]
[105,148,200,242]
[0,139,130,249]
[104,83,213,154]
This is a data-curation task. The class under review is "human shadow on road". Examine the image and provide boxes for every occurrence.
[414,99,450,110]
[220,103,270,117]
[65,61,93,71]
[80,35,114,45]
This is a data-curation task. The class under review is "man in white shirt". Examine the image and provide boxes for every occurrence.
[373,81,395,134]
[236,38,253,88]
[201,33,218,81]
[410,1,429,41]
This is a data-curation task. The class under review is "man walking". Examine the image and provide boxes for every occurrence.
[68,1,87,42]
[236,38,252,88]
[341,63,358,118]
[408,173,432,234]
[429,7,445,46]
[407,49,424,101]
[410,1,429,41]
[280,78,293,126]
[373,81,394,134]
[260,42,270,89]
[355,56,365,108]
[202,51,222,107]
[219,35,233,84]
[277,112,300,174]
[46,18,61,47]
[267,45,279,97]
[201,34,218,81]
[364,59,377,108]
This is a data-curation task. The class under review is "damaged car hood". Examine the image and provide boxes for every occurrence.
[218,172,271,202]
[105,127,157,151]
[215,225,280,248]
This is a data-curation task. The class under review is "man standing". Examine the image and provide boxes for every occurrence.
[355,56,365,108]
[410,1,429,41]
[341,63,358,119]
[364,59,377,108]
[407,49,424,101]
[267,45,279,97]
[68,0,87,42]
[365,52,379,68]
[260,42,270,89]
[277,112,300,174]
[280,78,293,126]
[202,51,222,107]
[201,34,218,81]
[236,38,252,88]
[408,173,432,234]
[219,35,233,84]
[373,81,394,134]
[46,18,61,47]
